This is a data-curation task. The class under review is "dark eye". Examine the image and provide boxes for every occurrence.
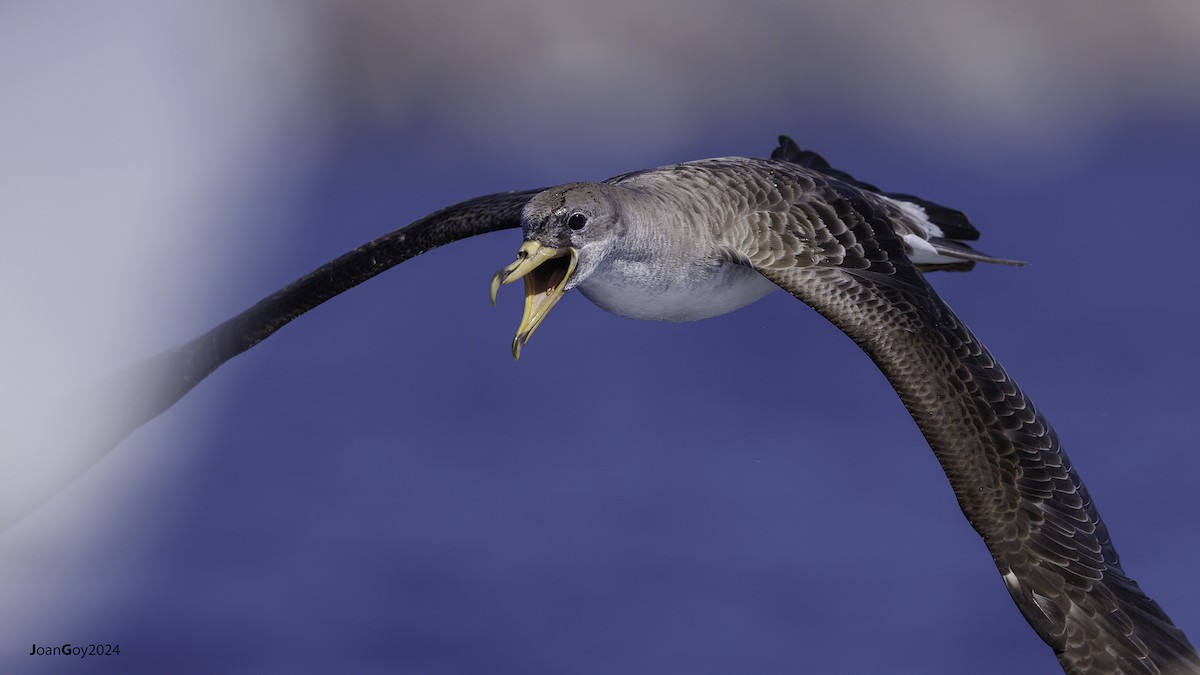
[566,212,588,231]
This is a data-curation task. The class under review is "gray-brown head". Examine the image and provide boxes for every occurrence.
[490,182,628,358]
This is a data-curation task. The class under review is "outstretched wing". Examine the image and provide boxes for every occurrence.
[718,162,1198,674]
[5,188,541,529]
[117,188,543,444]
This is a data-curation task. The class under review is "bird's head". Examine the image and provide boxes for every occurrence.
[490,182,624,359]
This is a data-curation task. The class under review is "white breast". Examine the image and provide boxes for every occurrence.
[577,259,777,322]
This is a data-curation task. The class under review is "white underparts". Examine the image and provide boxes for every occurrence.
[578,260,777,322]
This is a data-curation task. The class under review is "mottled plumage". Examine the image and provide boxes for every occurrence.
[90,137,1196,674]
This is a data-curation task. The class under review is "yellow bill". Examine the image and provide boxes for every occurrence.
[491,241,578,359]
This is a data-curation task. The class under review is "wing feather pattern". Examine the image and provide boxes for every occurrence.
[713,158,1198,674]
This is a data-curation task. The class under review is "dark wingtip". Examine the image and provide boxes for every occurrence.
[771,135,802,161]
[769,135,884,193]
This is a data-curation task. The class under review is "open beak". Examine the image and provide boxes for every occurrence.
[490,241,579,360]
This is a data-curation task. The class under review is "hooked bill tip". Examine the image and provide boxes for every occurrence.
[490,271,504,306]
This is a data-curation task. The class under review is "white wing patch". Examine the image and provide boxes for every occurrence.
[891,198,943,238]
[903,232,955,266]
[886,197,966,266]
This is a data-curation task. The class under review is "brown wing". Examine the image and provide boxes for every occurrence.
[729,167,1199,674]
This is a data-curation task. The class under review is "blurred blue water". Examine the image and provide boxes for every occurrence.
[9,119,1190,674]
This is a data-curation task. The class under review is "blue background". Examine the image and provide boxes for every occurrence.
[2,3,1198,674]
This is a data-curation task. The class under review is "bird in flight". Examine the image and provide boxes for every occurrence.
[80,136,1199,674]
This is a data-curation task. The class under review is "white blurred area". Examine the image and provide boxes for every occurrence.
[1,0,1198,658]
[0,0,331,583]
